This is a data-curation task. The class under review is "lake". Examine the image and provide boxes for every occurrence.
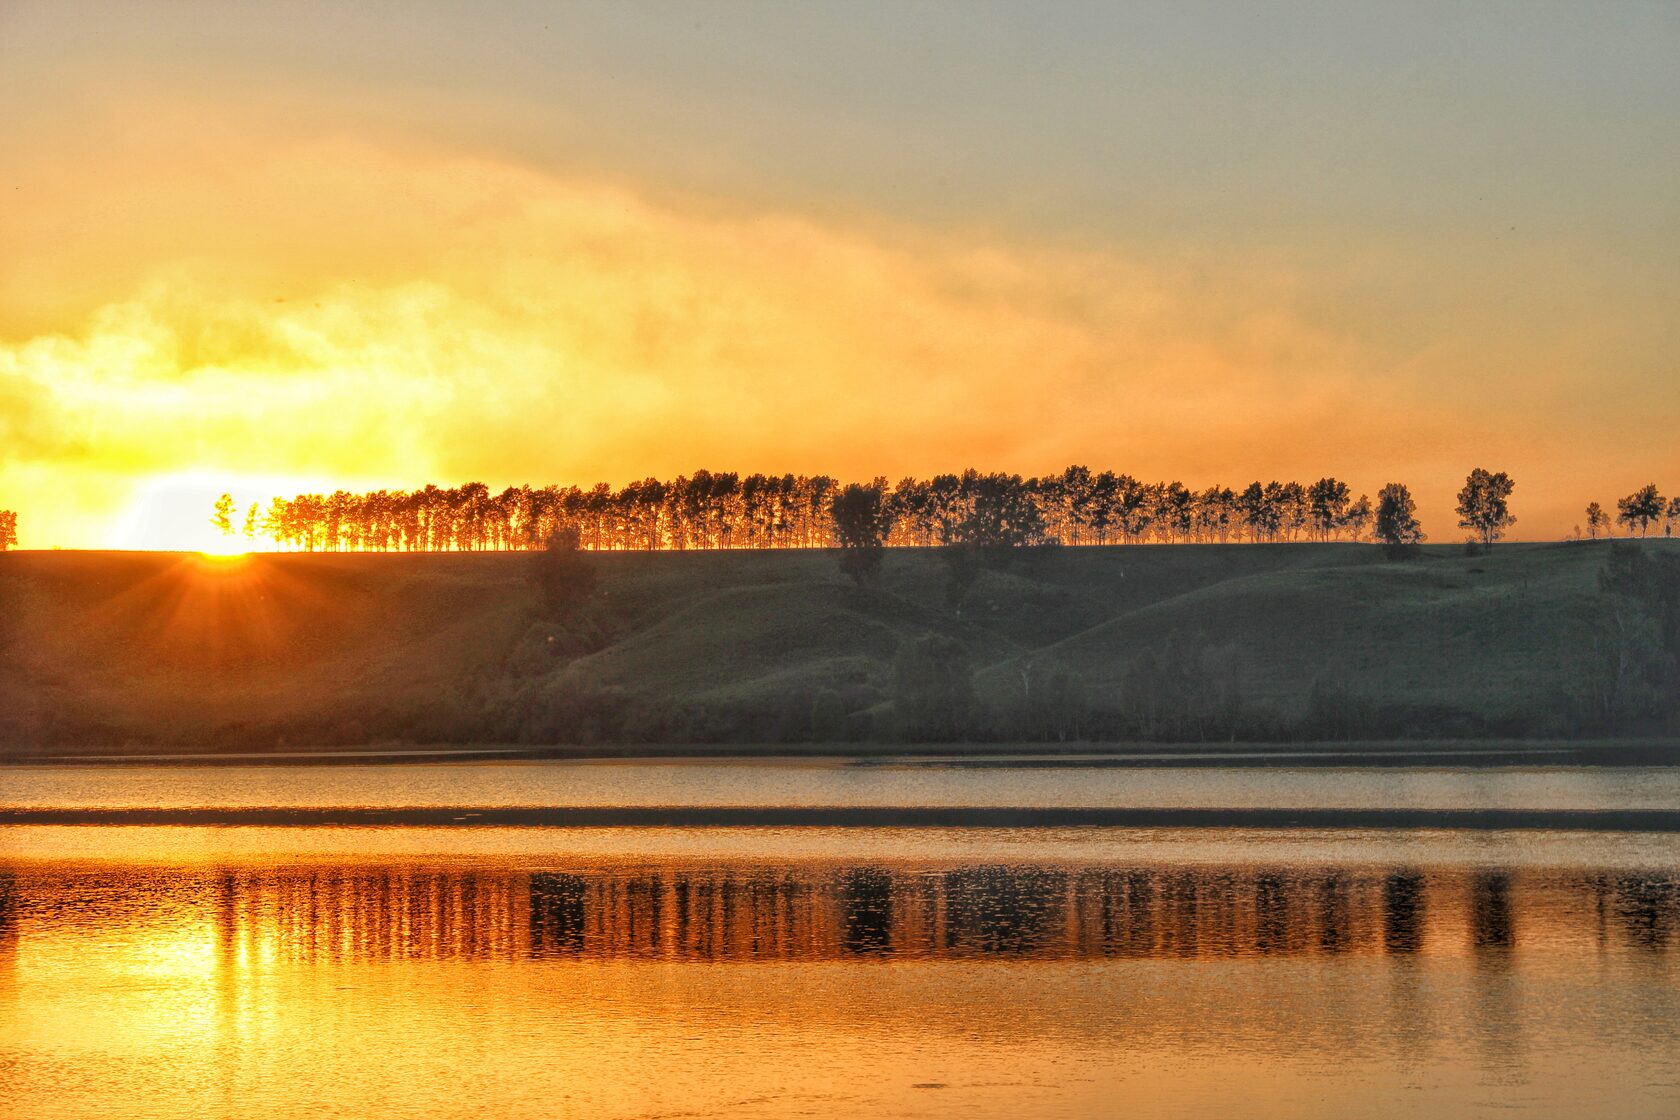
[2,760,1678,1118]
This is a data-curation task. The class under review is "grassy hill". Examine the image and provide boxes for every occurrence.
[0,540,1675,752]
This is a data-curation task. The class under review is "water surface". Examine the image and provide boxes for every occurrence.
[2,823,1678,1119]
[7,758,1680,811]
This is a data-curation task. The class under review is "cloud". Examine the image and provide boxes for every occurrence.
[0,106,1670,546]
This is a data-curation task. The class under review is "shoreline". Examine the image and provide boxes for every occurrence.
[3,739,1678,768]
[5,805,1680,831]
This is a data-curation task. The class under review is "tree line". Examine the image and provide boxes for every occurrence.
[1583,485,1680,540]
[199,469,1672,557]
[222,469,1400,554]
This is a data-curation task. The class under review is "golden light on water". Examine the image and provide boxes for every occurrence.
[5,853,1679,1117]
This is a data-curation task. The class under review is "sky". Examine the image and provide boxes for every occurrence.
[1,1,1676,549]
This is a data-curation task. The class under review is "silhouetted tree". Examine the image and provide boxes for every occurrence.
[0,510,16,551]
[1616,485,1664,537]
[939,543,982,614]
[1341,494,1373,541]
[952,471,1046,550]
[530,527,597,617]
[1237,482,1275,542]
[830,480,890,586]
[1667,497,1680,538]
[1374,483,1425,559]
[1307,478,1352,541]
[1456,468,1516,548]
[239,465,1425,556]
[1586,502,1609,540]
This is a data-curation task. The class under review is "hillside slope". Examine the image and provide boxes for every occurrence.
[0,541,1674,750]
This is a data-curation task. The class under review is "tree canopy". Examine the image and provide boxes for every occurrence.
[1616,485,1665,537]
[1374,483,1425,557]
[830,480,892,585]
[1455,468,1516,548]
[1586,502,1609,540]
[218,468,1385,554]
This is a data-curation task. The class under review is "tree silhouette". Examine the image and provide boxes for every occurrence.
[1586,502,1609,540]
[1307,478,1352,541]
[1666,497,1680,538]
[953,472,1046,550]
[530,526,597,617]
[1342,494,1373,541]
[0,510,16,551]
[220,466,1475,556]
[1616,485,1664,537]
[1456,468,1516,548]
[1374,483,1425,558]
[830,480,890,586]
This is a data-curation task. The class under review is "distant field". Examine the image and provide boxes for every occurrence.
[0,540,1676,753]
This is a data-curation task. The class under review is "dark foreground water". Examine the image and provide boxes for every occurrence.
[2,823,1678,1119]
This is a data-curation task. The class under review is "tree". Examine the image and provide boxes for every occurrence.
[951,472,1045,550]
[1456,468,1516,548]
[1017,662,1088,741]
[0,509,16,551]
[530,526,597,617]
[1374,483,1425,558]
[1119,632,1217,740]
[1616,485,1664,538]
[1586,502,1609,540]
[1667,497,1680,538]
[1306,478,1351,541]
[829,480,890,586]
[1590,545,1680,729]
[892,635,975,740]
[242,502,261,543]
[1601,544,1680,661]
[211,493,235,539]
[1340,494,1373,542]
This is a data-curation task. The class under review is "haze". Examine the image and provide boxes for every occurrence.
[1,1,1676,548]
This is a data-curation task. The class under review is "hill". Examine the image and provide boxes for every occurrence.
[0,540,1676,752]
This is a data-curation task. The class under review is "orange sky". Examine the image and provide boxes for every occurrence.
[1,3,1676,549]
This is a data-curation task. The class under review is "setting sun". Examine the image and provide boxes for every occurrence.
[107,470,332,553]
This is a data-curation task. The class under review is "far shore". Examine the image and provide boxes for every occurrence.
[4,804,1679,832]
[3,739,1679,768]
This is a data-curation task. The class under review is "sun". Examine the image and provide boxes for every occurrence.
[107,470,325,553]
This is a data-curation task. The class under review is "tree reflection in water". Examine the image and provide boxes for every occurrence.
[4,861,1672,966]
